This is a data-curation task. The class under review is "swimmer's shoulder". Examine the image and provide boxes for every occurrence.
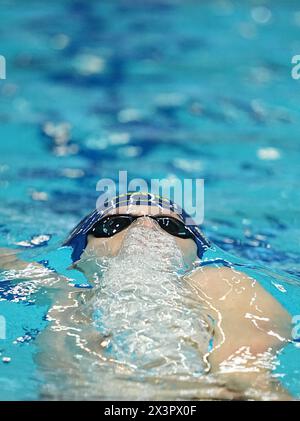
[186,264,275,300]
[185,265,291,335]
[185,265,239,300]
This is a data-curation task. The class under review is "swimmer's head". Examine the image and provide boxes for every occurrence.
[83,204,198,269]
[63,192,210,267]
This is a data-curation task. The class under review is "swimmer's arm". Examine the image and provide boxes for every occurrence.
[187,266,292,400]
[0,248,73,289]
[0,248,29,271]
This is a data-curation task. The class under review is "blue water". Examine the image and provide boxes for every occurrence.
[0,0,300,400]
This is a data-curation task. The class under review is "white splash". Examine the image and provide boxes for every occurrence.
[90,225,212,377]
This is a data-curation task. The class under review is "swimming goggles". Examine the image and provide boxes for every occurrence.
[88,214,194,239]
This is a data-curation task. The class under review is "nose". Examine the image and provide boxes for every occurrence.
[132,216,157,229]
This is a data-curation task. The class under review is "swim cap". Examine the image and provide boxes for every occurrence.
[63,192,211,263]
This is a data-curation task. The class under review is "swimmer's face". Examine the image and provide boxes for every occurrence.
[84,204,198,268]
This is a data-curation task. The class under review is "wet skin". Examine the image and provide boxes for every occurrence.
[0,204,292,400]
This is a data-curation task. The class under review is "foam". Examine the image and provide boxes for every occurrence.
[89,225,212,377]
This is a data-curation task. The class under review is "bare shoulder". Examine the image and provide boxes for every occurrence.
[185,265,254,299]
[185,265,291,335]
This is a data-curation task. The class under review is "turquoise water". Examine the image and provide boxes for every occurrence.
[0,0,300,400]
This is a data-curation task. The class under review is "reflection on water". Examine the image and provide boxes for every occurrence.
[0,0,300,400]
[35,225,214,399]
[90,225,211,377]
[0,224,297,400]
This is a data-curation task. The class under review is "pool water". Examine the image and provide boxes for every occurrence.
[0,0,300,400]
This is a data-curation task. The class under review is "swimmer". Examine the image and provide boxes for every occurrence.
[0,193,292,400]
